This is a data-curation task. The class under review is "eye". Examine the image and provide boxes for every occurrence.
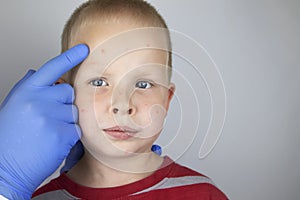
[135,81,153,89]
[89,79,109,87]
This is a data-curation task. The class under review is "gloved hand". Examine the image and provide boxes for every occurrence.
[0,44,89,200]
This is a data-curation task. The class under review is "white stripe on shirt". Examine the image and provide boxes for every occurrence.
[131,175,214,196]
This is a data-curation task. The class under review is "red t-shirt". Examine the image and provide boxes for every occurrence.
[32,157,228,200]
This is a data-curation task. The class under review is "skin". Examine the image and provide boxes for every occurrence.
[64,19,175,187]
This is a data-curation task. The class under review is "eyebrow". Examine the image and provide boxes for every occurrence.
[87,66,112,76]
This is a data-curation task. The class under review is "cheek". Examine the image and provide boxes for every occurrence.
[75,88,107,126]
[94,91,110,110]
[133,90,169,115]
[76,88,110,111]
[132,93,167,137]
[93,91,113,123]
[75,90,93,113]
[135,103,167,139]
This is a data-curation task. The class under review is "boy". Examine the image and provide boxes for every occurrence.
[32,0,228,199]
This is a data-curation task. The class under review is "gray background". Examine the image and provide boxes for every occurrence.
[0,1,299,199]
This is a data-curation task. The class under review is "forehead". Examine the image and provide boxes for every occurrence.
[83,48,169,77]
[71,20,170,53]
[72,21,170,75]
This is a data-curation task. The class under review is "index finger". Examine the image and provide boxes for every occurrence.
[27,44,89,86]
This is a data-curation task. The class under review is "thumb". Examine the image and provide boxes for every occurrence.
[60,140,84,173]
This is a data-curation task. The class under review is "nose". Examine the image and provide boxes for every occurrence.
[111,106,135,115]
[110,83,136,115]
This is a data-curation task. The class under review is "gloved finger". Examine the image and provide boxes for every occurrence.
[151,144,162,156]
[0,69,35,109]
[60,140,84,173]
[45,83,75,104]
[27,44,89,87]
[43,103,78,124]
[59,123,82,147]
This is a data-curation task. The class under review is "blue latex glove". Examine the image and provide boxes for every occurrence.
[60,140,84,173]
[0,44,89,200]
[151,144,162,156]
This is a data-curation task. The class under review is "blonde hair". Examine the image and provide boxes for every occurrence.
[61,0,172,81]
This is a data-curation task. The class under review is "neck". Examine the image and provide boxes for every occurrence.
[67,150,164,188]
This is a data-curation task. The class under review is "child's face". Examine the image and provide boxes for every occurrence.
[71,21,174,160]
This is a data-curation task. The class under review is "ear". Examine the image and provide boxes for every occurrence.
[165,82,175,111]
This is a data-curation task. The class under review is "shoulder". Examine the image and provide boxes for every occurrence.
[163,156,210,179]
[152,156,229,199]
[31,174,75,199]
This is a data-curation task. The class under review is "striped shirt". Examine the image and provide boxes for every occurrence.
[32,157,228,200]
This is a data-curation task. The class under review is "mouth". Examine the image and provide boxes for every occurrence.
[103,126,138,140]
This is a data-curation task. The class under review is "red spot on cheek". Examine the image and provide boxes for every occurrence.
[80,109,85,113]
[146,43,150,47]
[101,49,105,54]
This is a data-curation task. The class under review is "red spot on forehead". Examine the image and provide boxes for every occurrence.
[101,49,105,53]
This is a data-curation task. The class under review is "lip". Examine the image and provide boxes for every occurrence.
[103,126,138,140]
